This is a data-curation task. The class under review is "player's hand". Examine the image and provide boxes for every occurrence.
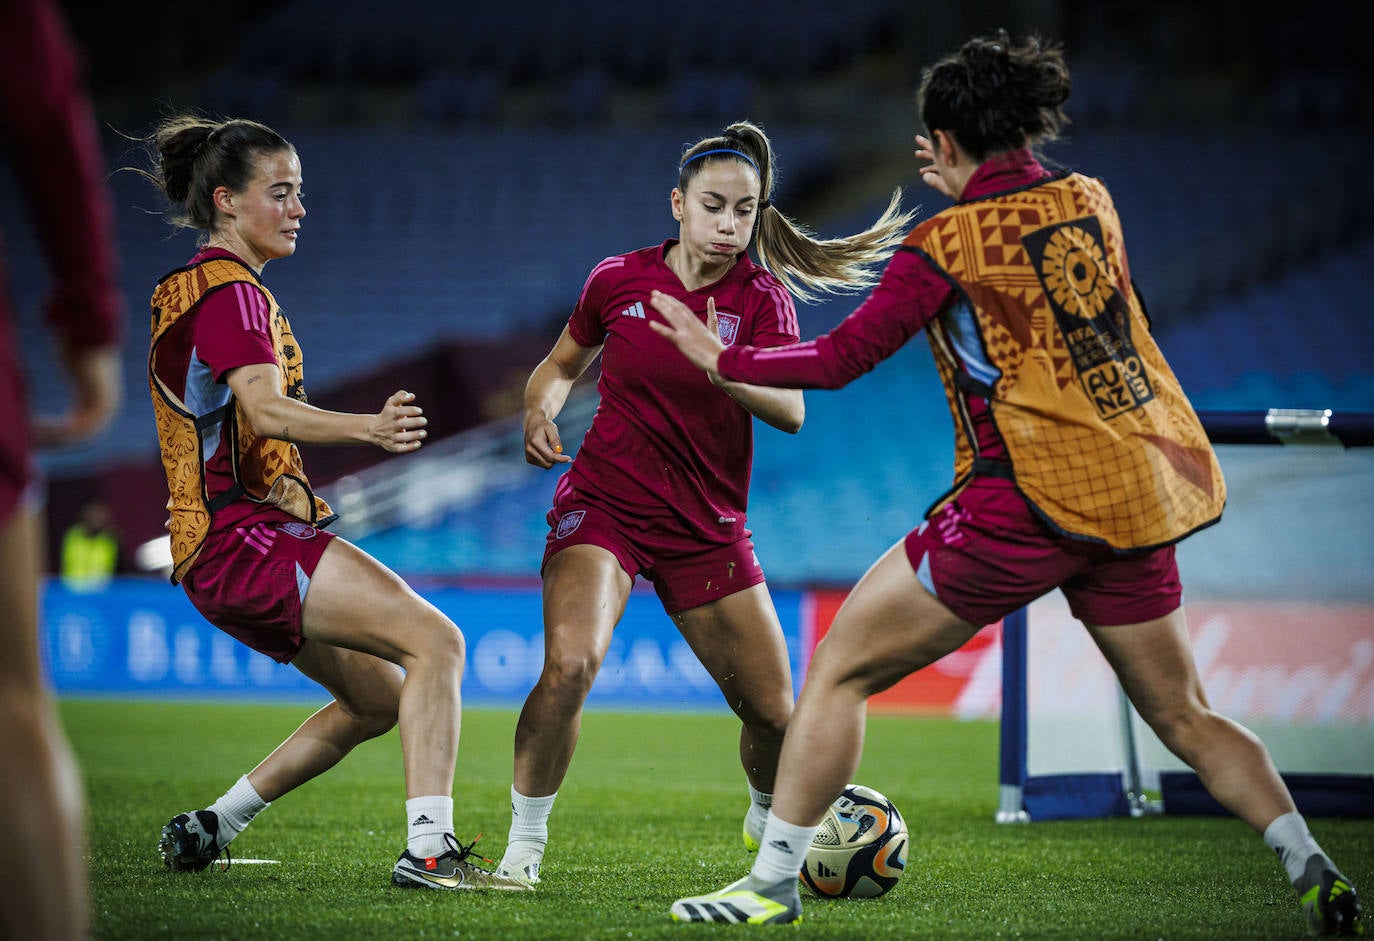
[914,135,955,199]
[369,390,427,453]
[648,291,724,378]
[524,412,570,469]
[32,342,122,448]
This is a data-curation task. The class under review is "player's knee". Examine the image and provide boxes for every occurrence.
[352,702,399,740]
[540,650,600,699]
[414,613,466,668]
[1144,701,1215,759]
[749,711,790,745]
[737,697,790,742]
[330,676,401,740]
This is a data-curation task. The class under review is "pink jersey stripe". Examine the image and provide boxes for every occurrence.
[751,279,798,337]
[238,523,275,555]
[253,285,269,333]
[236,282,253,332]
[577,252,626,304]
[235,281,270,335]
[753,345,820,362]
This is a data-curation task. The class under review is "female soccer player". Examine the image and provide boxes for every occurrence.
[139,114,527,891]
[651,35,1362,935]
[495,121,914,884]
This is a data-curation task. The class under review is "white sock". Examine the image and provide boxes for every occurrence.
[749,814,818,886]
[1263,812,1326,884]
[209,774,269,844]
[746,784,772,833]
[506,786,556,853]
[406,796,454,858]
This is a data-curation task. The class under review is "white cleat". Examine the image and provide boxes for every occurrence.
[669,876,803,925]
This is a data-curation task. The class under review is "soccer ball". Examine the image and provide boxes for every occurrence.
[800,784,908,899]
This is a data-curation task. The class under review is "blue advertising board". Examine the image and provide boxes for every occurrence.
[41,579,808,709]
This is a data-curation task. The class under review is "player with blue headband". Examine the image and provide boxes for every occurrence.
[494,120,914,885]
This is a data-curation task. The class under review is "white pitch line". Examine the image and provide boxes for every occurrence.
[213,859,281,868]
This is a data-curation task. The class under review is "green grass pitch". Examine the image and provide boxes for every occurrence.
[65,699,1370,939]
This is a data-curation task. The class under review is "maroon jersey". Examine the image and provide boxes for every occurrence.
[716,152,1057,464]
[564,240,799,542]
[0,0,122,522]
[150,247,280,533]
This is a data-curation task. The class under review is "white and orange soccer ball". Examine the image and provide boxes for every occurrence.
[800,784,908,899]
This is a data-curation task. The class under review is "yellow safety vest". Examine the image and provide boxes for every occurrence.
[148,256,333,583]
[907,171,1224,549]
[60,526,117,587]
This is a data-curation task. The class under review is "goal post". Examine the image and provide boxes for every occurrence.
[997,409,1374,823]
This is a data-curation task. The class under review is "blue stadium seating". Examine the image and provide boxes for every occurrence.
[3,15,1369,583]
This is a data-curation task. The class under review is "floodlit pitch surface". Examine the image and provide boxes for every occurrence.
[66,700,1372,940]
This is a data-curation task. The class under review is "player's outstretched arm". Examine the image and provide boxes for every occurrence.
[227,363,427,452]
[696,298,804,434]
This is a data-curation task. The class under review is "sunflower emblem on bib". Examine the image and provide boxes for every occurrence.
[1039,225,1111,321]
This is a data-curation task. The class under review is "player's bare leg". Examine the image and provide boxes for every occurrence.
[246,642,404,801]
[1088,612,1362,934]
[512,545,631,796]
[671,541,976,924]
[674,583,793,847]
[0,507,87,941]
[301,538,465,800]
[159,538,471,875]
[500,545,632,881]
[770,541,977,829]
[1088,609,1293,831]
[674,583,793,788]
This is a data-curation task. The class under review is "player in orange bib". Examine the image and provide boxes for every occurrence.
[136,114,527,892]
[653,32,1361,936]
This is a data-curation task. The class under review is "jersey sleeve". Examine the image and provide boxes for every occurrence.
[718,249,953,389]
[566,256,622,348]
[192,282,278,381]
[0,0,122,350]
[744,275,801,349]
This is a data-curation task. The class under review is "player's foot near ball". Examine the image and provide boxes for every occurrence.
[669,875,802,925]
[1298,855,1363,936]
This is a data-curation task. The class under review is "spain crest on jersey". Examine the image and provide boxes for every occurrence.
[715,311,742,346]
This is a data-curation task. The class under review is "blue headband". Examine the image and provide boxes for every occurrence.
[679,147,758,173]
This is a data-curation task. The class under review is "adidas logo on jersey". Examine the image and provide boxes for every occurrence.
[620,301,646,319]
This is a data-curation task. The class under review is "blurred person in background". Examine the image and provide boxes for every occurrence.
[59,498,121,590]
[135,114,528,892]
[496,120,914,885]
[0,0,124,937]
[651,33,1362,935]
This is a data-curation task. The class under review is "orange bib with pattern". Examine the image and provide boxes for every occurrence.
[907,172,1224,549]
[149,257,333,583]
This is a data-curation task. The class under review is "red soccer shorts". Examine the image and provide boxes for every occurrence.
[904,477,1183,628]
[181,507,337,663]
[543,488,766,615]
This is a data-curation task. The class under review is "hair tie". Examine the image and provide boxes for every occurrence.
[680,148,758,173]
[759,199,771,210]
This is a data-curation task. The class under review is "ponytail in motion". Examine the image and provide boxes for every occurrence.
[678,121,915,304]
